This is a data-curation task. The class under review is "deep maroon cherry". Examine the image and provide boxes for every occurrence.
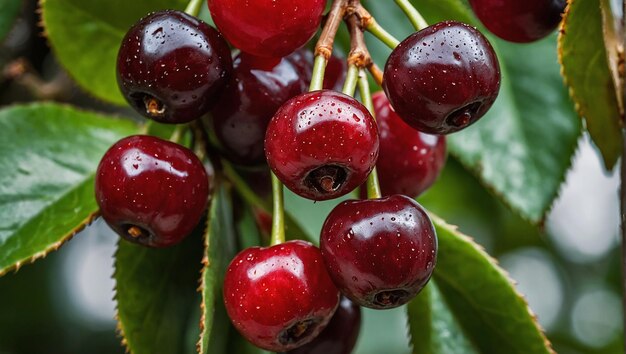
[210,51,310,165]
[469,0,566,43]
[265,90,379,201]
[117,10,232,124]
[284,296,361,354]
[383,21,501,135]
[373,91,446,197]
[95,135,210,247]
[320,195,437,309]
[207,0,326,58]
[223,240,340,352]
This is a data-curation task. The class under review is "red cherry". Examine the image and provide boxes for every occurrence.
[284,296,361,354]
[223,240,340,352]
[372,91,446,197]
[383,21,500,134]
[95,135,209,247]
[265,90,379,201]
[116,10,232,123]
[207,0,326,58]
[210,51,310,166]
[320,195,437,309]
[469,0,566,43]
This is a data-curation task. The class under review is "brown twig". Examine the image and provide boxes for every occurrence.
[315,0,348,59]
[367,63,384,86]
[346,5,372,69]
[3,58,73,100]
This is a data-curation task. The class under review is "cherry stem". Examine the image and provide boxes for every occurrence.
[368,63,384,86]
[356,4,400,49]
[184,0,204,17]
[315,0,348,60]
[394,0,428,31]
[222,160,270,211]
[342,65,359,95]
[310,55,328,91]
[270,173,286,246]
[169,124,187,144]
[358,69,382,199]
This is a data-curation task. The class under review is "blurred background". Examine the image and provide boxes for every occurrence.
[0,1,623,353]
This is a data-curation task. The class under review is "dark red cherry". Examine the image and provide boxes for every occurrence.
[320,195,437,309]
[265,90,379,201]
[117,10,232,123]
[207,0,326,58]
[210,51,310,165]
[95,135,210,247]
[290,50,347,91]
[469,0,566,43]
[373,91,446,197]
[284,296,361,354]
[383,21,500,135]
[223,240,340,352]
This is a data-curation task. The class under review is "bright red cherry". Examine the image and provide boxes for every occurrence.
[95,135,210,247]
[373,91,446,197]
[265,90,379,201]
[284,296,361,354]
[117,10,232,124]
[210,51,310,166]
[320,195,437,309]
[207,0,326,58]
[383,21,500,135]
[223,240,340,352]
[469,0,566,43]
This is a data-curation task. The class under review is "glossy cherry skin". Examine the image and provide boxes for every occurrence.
[265,90,379,201]
[117,10,232,123]
[373,91,446,197]
[284,296,361,354]
[383,21,501,135]
[223,240,340,352]
[210,51,310,166]
[320,195,437,309]
[469,0,566,43]
[207,0,326,58]
[95,135,209,247]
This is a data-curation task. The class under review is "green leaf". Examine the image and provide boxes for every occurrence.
[407,282,480,354]
[425,216,553,353]
[115,229,204,354]
[0,0,21,41]
[41,0,188,105]
[198,182,237,354]
[559,0,623,169]
[449,36,581,223]
[0,103,137,276]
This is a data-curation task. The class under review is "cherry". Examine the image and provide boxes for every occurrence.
[117,10,232,124]
[265,90,379,201]
[320,195,437,309]
[95,135,209,248]
[469,0,566,43]
[383,21,500,135]
[372,91,446,197]
[207,0,326,58]
[284,296,361,354]
[210,51,310,166]
[223,240,340,352]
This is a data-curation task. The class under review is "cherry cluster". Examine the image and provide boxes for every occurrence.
[94,0,565,352]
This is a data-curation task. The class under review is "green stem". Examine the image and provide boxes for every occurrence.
[366,21,400,49]
[309,55,328,91]
[358,70,382,199]
[184,0,204,16]
[394,0,429,31]
[169,124,187,144]
[342,65,359,96]
[222,161,270,211]
[270,173,286,246]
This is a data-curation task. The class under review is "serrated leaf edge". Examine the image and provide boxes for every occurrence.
[429,214,555,354]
